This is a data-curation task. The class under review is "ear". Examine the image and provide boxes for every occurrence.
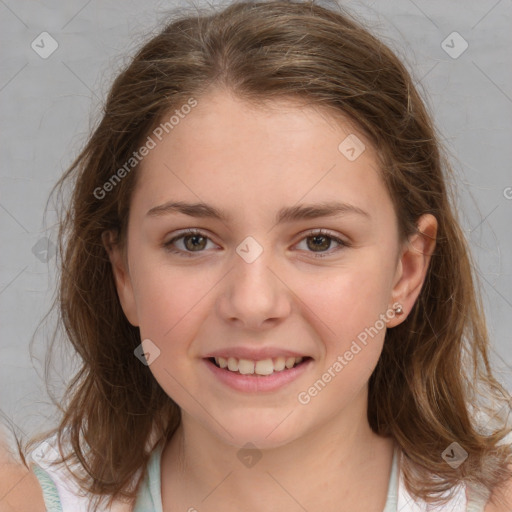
[387,214,437,327]
[102,230,139,327]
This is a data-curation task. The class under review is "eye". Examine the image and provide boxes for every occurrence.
[295,229,349,258]
[163,228,349,258]
[163,229,217,257]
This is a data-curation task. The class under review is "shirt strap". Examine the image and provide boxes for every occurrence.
[31,462,63,512]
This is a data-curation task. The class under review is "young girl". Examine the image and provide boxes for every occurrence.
[9,0,512,510]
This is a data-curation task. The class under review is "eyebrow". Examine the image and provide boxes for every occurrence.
[146,200,370,224]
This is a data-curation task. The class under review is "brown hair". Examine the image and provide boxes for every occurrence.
[11,0,511,509]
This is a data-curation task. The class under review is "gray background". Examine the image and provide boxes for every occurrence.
[1,0,511,453]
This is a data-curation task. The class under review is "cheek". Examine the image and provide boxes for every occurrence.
[129,260,210,398]
[134,271,207,409]
[293,258,394,346]
[292,268,390,420]
[132,255,207,338]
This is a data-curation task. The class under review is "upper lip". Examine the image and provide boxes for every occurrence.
[203,347,311,360]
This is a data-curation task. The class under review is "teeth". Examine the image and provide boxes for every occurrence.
[238,359,255,375]
[285,357,296,369]
[255,359,274,375]
[214,356,304,375]
[274,357,286,371]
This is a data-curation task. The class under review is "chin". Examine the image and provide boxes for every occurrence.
[210,421,302,451]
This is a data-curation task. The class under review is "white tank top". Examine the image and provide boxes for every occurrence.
[30,434,490,512]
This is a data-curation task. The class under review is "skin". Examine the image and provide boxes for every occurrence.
[103,87,438,511]
[0,430,45,512]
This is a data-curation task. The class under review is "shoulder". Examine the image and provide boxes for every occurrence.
[484,463,512,512]
[0,441,46,512]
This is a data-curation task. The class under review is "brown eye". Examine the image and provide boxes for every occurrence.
[295,229,348,258]
[163,228,348,259]
[163,229,215,256]
[306,234,332,252]
[183,234,207,251]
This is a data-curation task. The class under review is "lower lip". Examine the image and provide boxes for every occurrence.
[203,358,313,393]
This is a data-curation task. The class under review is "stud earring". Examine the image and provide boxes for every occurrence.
[394,304,404,315]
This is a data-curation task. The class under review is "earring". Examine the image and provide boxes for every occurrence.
[394,304,404,315]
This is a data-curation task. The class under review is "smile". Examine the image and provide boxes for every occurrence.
[211,356,306,375]
[204,356,313,392]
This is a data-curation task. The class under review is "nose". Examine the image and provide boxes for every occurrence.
[216,242,292,330]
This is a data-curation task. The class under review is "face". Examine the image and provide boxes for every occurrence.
[106,88,435,449]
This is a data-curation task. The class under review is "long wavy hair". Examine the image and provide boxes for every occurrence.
[11,0,511,510]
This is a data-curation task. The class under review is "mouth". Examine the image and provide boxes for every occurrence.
[206,355,312,376]
[203,354,313,393]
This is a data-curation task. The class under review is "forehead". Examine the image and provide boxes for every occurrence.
[130,89,392,225]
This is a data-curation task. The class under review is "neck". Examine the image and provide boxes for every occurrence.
[161,391,395,512]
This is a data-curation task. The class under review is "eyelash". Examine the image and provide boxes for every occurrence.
[163,228,349,259]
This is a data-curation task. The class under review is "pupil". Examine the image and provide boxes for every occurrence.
[308,235,329,251]
[185,235,206,251]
